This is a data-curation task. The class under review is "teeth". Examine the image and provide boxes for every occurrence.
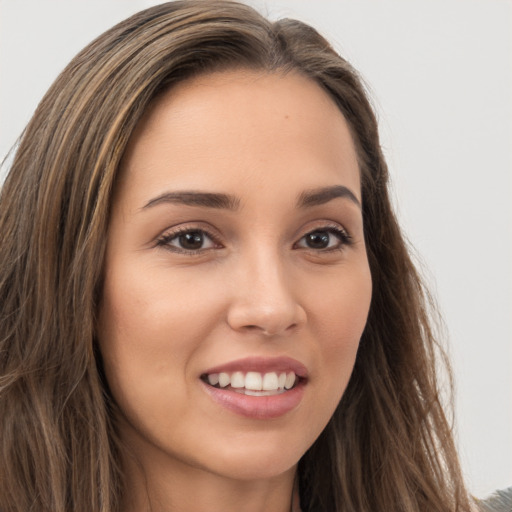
[262,372,279,391]
[285,372,295,390]
[245,372,262,391]
[205,371,299,392]
[218,372,230,388]
[231,371,245,388]
[242,389,284,396]
[207,373,219,386]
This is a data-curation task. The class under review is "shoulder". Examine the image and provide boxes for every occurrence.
[475,487,512,512]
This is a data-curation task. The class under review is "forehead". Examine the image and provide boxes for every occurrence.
[117,69,361,207]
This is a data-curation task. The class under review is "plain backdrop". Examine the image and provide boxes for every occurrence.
[1,0,510,498]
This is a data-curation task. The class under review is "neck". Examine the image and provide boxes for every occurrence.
[119,438,297,512]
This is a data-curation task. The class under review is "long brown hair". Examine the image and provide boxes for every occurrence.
[0,1,470,511]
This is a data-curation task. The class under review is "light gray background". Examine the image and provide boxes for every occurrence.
[1,0,510,498]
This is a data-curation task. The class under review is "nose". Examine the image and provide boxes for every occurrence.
[226,254,307,337]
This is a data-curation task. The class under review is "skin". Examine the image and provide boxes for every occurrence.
[98,70,372,512]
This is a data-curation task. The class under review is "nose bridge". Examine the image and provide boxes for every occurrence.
[226,243,306,336]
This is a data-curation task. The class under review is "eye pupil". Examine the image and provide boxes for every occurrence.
[306,231,330,249]
[179,231,204,249]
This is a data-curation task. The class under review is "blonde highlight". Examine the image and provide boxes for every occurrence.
[0,2,470,511]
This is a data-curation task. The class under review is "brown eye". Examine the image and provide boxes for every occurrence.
[178,231,206,250]
[295,228,351,251]
[157,229,218,252]
[304,231,331,249]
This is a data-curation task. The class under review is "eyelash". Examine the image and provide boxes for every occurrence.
[155,227,222,254]
[155,224,353,255]
[294,225,352,252]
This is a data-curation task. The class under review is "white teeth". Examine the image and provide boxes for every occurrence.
[207,373,219,386]
[284,372,296,390]
[231,371,245,388]
[206,370,299,392]
[262,372,279,391]
[244,389,284,396]
[245,372,262,391]
[218,372,230,388]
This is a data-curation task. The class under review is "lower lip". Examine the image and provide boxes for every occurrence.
[201,381,306,419]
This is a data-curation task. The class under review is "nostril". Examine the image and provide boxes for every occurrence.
[226,296,307,336]
[264,323,298,335]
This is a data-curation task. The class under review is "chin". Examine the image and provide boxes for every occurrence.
[210,455,299,482]
[180,432,305,482]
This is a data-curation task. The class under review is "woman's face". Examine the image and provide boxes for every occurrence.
[98,70,372,481]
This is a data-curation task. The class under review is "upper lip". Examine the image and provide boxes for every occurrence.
[202,356,308,379]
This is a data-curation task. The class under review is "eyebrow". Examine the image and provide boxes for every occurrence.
[142,191,241,211]
[141,185,360,212]
[297,185,361,209]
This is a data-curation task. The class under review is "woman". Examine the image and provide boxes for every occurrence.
[0,1,505,511]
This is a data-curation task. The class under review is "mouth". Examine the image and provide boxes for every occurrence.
[200,370,301,396]
[200,357,308,419]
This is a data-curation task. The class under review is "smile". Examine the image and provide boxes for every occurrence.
[202,371,298,396]
[200,357,308,419]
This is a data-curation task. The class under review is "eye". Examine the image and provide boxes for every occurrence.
[156,228,219,253]
[295,227,351,251]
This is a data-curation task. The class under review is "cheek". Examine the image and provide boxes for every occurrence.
[98,260,215,346]
[96,273,214,445]
[307,263,371,400]
[96,263,227,400]
[309,259,372,339]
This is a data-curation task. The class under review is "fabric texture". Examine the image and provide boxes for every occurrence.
[477,487,512,512]
[293,485,512,511]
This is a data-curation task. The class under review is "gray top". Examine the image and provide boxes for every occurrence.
[477,488,512,512]
[292,486,512,511]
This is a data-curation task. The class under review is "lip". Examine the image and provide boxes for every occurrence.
[201,356,309,379]
[200,356,308,419]
[201,379,306,419]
